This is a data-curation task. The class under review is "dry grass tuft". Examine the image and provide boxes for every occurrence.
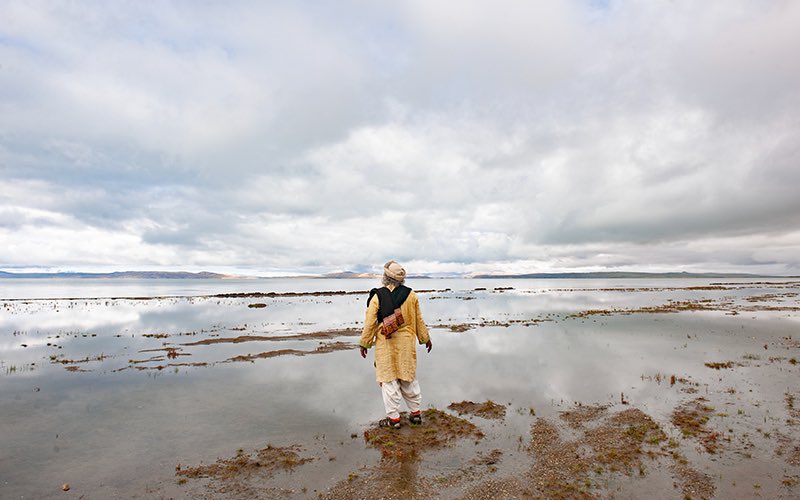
[176,444,312,482]
[364,409,484,461]
[448,400,507,420]
[671,398,726,454]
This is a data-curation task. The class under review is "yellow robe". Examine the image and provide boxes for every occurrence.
[359,288,430,383]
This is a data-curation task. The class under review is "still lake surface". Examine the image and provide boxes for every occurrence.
[1,277,799,498]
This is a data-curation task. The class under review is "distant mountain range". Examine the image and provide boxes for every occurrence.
[470,271,785,279]
[0,271,234,279]
[320,271,787,279]
[320,271,380,279]
[0,270,791,279]
[319,271,433,279]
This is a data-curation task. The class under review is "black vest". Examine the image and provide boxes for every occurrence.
[367,285,412,322]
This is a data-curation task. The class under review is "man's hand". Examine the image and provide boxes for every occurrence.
[360,346,368,358]
[425,340,432,353]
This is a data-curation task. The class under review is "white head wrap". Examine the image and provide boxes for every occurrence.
[383,260,406,281]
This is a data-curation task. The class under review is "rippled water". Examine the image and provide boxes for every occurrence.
[1,277,799,498]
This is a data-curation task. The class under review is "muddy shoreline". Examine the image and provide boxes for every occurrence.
[2,278,799,498]
[167,281,800,498]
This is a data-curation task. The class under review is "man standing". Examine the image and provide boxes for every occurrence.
[360,261,433,428]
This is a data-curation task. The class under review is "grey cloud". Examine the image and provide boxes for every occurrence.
[2,1,799,274]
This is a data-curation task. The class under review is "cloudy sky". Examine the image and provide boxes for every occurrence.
[1,1,799,276]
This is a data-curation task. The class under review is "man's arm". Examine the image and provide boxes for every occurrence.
[359,295,379,358]
[413,293,432,353]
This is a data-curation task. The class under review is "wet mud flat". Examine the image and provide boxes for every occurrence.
[2,278,800,498]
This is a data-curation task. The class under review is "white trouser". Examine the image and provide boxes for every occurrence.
[381,378,422,420]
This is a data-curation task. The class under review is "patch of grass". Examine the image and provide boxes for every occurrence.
[177,444,313,482]
[448,400,507,420]
[704,361,735,370]
[527,406,667,498]
[363,409,483,461]
[671,399,724,454]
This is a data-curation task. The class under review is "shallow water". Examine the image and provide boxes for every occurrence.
[1,277,799,498]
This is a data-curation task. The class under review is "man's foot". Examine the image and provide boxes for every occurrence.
[379,417,401,429]
[409,412,422,425]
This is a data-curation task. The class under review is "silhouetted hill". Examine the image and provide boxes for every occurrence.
[471,271,779,279]
[320,271,380,278]
[0,271,232,279]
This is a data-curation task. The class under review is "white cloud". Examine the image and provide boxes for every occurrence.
[1,0,799,275]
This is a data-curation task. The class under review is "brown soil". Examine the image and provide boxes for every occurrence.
[746,293,786,302]
[564,289,800,318]
[584,409,666,470]
[181,328,358,346]
[560,404,609,428]
[171,400,736,499]
[115,334,358,371]
[10,281,793,304]
[448,323,473,332]
[463,476,538,499]
[210,288,451,300]
[778,392,800,466]
[175,445,314,481]
[671,398,725,454]
[212,290,365,299]
[135,347,188,359]
[670,462,716,499]
[780,336,800,349]
[64,365,89,372]
[448,400,507,420]
[226,349,305,362]
[123,361,209,371]
[50,353,109,365]
[520,405,670,498]
[128,356,166,364]
[425,453,505,491]
[313,341,358,354]
[321,460,436,500]
[429,318,546,331]
[711,281,800,286]
[776,433,800,466]
[549,285,735,294]
[470,448,503,466]
[425,406,649,499]
[44,280,799,496]
[704,361,735,369]
[224,341,357,363]
[787,392,800,420]
[1,287,459,304]
[363,409,484,461]
[569,299,726,318]
[321,409,484,499]
[784,475,800,487]
[433,323,473,332]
